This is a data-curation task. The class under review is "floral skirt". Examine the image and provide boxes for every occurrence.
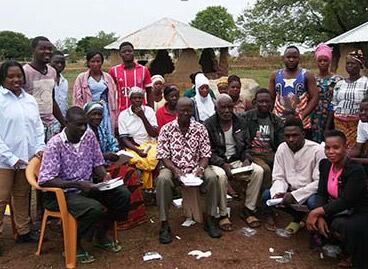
[107,164,148,230]
[334,114,359,149]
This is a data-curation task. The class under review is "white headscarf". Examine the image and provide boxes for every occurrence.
[129,86,145,98]
[151,74,165,85]
[194,73,215,122]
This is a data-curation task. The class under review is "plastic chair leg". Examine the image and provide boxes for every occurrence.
[36,211,49,256]
[62,215,77,269]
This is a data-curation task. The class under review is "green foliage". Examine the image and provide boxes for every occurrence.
[191,6,239,42]
[238,0,368,47]
[76,31,118,56]
[0,31,31,60]
[239,42,260,56]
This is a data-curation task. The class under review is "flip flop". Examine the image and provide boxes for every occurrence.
[94,241,122,253]
[285,221,302,234]
[76,251,96,264]
[244,215,261,228]
[218,217,233,232]
[240,209,261,228]
[264,216,277,232]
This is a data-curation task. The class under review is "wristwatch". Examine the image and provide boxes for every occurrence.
[198,166,205,173]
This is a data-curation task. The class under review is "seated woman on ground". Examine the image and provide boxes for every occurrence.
[85,101,148,228]
[84,101,119,162]
[156,84,179,132]
[118,87,159,191]
[151,75,166,111]
[306,130,368,269]
[192,73,216,123]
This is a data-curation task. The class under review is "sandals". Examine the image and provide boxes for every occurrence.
[76,251,96,264]
[285,221,302,234]
[94,241,122,253]
[218,216,233,232]
[264,215,277,231]
[240,209,261,228]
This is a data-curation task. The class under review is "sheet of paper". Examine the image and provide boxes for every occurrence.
[172,198,183,208]
[181,218,196,227]
[266,198,283,206]
[180,174,203,186]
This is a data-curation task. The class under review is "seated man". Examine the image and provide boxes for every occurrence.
[263,117,325,233]
[350,97,368,172]
[205,94,264,229]
[39,107,130,263]
[118,86,159,190]
[241,88,284,190]
[156,97,223,244]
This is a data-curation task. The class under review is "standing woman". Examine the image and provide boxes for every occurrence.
[331,50,368,148]
[73,50,118,133]
[0,61,45,244]
[310,43,342,143]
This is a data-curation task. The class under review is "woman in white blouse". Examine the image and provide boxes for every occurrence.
[0,60,45,244]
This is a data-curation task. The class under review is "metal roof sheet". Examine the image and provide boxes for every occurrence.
[105,17,235,50]
[326,21,368,44]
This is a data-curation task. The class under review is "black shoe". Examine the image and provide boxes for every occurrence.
[16,231,39,243]
[204,218,222,238]
[159,225,172,244]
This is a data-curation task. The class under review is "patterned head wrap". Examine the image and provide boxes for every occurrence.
[83,101,103,115]
[217,76,228,87]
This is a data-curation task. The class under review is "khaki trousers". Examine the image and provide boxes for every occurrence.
[156,167,219,222]
[212,161,264,214]
[0,169,31,235]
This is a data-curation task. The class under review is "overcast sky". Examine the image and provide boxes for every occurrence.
[2,0,253,43]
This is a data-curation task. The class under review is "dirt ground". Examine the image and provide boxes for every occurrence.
[0,201,338,269]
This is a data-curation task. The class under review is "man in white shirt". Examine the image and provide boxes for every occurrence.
[262,117,325,233]
[350,97,368,169]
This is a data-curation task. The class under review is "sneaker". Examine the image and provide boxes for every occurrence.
[159,225,172,244]
[204,218,222,238]
[16,231,39,243]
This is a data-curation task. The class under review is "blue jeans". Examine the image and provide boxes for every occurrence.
[262,189,321,222]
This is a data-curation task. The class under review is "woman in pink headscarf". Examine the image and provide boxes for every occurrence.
[310,43,342,143]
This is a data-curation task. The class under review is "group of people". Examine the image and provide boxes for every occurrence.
[0,36,368,268]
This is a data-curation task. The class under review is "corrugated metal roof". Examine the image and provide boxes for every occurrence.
[326,21,368,44]
[105,17,235,50]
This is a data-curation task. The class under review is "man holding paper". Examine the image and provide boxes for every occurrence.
[263,117,325,233]
[204,94,264,229]
[156,97,223,244]
[39,107,130,263]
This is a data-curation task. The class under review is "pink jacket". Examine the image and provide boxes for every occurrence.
[73,70,118,131]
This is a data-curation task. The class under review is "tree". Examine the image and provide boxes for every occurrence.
[0,31,31,60]
[238,0,368,47]
[55,37,78,53]
[76,31,118,56]
[191,6,239,42]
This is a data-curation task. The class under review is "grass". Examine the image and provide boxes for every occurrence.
[229,67,273,88]
[63,66,274,93]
